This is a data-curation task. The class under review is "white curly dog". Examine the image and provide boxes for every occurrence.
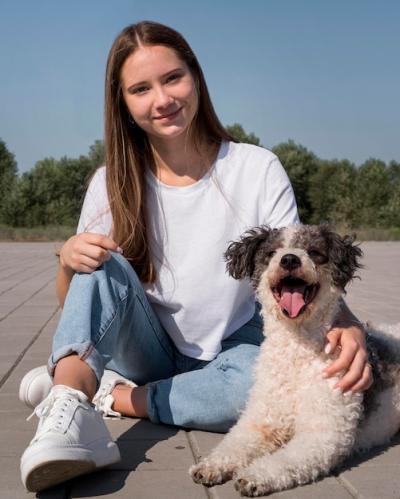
[190,224,400,497]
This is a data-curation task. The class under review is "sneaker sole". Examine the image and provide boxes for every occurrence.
[22,440,121,492]
[25,458,97,492]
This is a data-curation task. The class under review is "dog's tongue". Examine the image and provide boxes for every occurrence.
[279,283,306,318]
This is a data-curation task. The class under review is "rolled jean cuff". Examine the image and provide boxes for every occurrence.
[47,341,104,389]
[146,381,161,425]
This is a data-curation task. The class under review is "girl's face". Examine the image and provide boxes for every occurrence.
[120,45,199,143]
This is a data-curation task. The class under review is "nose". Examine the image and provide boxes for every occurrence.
[154,86,173,109]
[280,254,301,271]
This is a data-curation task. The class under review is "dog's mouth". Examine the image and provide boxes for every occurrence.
[272,276,320,319]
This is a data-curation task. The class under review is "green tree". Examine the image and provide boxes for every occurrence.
[272,140,319,223]
[5,155,93,227]
[354,159,391,227]
[309,159,356,227]
[0,139,18,223]
[381,160,400,227]
[88,140,105,168]
[387,160,400,185]
[225,124,261,145]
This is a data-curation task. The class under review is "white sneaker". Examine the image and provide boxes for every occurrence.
[19,366,136,417]
[92,370,136,418]
[20,384,121,492]
[19,366,53,409]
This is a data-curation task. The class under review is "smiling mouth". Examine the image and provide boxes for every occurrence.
[272,276,320,318]
[154,108,182,120]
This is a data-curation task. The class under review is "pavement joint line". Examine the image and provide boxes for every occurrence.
[0,305,59,389]
[0,261,40,281]
[0,262,56,297]
[185,431,219,499]
[185,430,201,463]
[335,474,363,499]
[0,275,56,322]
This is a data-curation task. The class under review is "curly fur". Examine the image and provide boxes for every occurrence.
[190,224,400,497]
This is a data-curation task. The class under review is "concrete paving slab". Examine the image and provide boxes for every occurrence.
[0,241,399,499]
[0,457,67,499]
[339,465,400,499]
[208,478,354,499]
[1,357,50,396]
[112,436,193,471]
[0,392,29,411]
[108,417,185,441]
[69,469,208,499]
[190,430,225,457]
[0,428,35,457]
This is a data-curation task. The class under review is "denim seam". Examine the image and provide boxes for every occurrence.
[134,292,176,364]
[95,291,129,347]
[146,381,160,424]
[80,343,95,362]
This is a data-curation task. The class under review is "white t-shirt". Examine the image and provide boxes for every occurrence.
[77,141,299,360]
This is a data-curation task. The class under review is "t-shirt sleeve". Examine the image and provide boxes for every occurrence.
[76,167,113,236]
[263,156,300,228]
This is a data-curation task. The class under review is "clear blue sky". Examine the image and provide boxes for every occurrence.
[1,0,399,173]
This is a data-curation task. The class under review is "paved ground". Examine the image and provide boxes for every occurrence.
[0,241,399,499]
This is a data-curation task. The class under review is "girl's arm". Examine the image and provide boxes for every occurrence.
[56,263,75,308]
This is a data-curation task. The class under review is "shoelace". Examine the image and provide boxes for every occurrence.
[27,390,78,441]
[92,382,122,418]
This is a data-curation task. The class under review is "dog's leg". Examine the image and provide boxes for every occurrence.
[189,407,289,487]
[234,391,363,497]
[355,385,400,451]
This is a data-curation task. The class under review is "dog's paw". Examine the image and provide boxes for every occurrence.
[234,475,271,497]
[189,460,234,486]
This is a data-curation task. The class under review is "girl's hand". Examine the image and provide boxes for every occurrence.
[59,233,122,273]
[323,324,373,393]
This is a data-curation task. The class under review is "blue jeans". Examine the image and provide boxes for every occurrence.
[49,252,264,433]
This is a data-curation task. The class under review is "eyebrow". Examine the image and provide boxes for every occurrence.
[125,67,185,90]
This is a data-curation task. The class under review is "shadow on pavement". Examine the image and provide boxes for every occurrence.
[37,419,180,498]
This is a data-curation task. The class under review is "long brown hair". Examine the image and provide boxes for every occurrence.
[104,21,233,282]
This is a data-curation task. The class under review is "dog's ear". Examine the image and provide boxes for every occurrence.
[224,226,278,280]
[320,224,363,290]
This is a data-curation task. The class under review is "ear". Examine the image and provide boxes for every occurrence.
[320,225,363,290]
[224,226,277,280]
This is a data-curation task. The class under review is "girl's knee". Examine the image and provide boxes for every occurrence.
[101,252,137,280]
[71,252,140,296]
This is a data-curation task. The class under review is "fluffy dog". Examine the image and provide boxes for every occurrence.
[190,224,400,496]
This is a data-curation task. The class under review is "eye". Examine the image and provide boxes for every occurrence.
[134,86,148,94]
[129,85,149,95]
[165,72,183,83]
[308,249,328,263]
[267,250,276,258]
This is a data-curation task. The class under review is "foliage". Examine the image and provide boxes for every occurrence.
[0,139,18,223]
[352,159,391,227]
[0,224,75,241]
[2,146,98,227]
[88,140,105,168]
[0,128,399,237]
[272,140,319,223]
[226,124,261,146]
[308,159,356,226]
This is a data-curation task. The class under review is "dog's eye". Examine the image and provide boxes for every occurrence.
[267,250,276,258]
[308,249,328,263]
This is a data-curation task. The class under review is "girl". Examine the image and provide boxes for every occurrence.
[20,21,372,492]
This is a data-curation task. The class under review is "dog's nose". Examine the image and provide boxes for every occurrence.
[280,254,301,271]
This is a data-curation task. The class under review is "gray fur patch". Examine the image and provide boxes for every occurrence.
[224,226,284,285]
[363,332,400,418]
